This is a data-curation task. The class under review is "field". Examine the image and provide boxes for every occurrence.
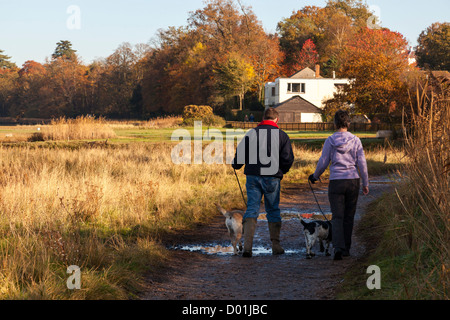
[0,118,376,143]
[0,118,419,299]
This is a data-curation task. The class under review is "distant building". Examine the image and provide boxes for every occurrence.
[264,65,351,123]
[407,47,417,66]
[273,95,322,123]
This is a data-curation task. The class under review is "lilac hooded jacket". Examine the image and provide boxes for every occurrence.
[313,131,369,187]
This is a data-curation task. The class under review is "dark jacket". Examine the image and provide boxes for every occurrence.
[232,121,294,180]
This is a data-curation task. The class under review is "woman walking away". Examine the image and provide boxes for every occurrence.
[309,110,369,260]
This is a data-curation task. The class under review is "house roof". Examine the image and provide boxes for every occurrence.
[274,95,322,113]
[418,70,450,83]
[289,67,322,79]
[431,71,450,81]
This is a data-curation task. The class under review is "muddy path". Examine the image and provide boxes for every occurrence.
[142,177,393,300]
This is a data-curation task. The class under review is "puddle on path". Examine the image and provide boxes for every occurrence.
[172,244,305,256]
[262,208,332,221]
[369,175,403,184]
[169,209,326,257]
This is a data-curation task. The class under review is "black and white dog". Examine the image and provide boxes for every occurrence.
[300,217,332,259]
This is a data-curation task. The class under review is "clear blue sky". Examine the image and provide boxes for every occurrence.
[1,0,449,67]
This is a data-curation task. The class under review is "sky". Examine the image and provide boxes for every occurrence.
[1,0,449,67]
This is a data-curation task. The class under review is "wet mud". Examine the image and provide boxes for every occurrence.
[143,177,394,300]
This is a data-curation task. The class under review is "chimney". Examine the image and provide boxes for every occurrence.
[332,71,336,79]
[315,64,320,78]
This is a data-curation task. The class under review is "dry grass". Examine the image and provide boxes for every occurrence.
[391,80,450,299]
[0,142,241,299]
[139,116,183,129]
[38,116,117,141]
[107,116,183,129]
[285,141,404,184]
[0,126,40,143]
[0,121,404,299]
[339,80,449,300]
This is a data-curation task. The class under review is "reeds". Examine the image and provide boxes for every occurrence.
[39,116,117,141]
[353,78,449,299]
[395,78,449,298]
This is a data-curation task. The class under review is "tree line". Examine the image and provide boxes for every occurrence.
[0,0,448,120]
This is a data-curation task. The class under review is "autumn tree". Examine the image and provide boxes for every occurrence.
[416,22,450,71]
[277,6,322,75]
[142,0,277,115]
[189,0,269,109]
[18,60,45,77]
[7,42,90,118]
[326,0,372,28]
[326,27,411,119]
[283,39,319,76]
[0,51,19,116]
[43,55,89,117]
[9,61,47,117]
[190,0,282,106]
[249,34,283,104]
[277,0,374,76]
[214,53,255,110]
[188,0,260,57]
[142,26,214,115]
[0,69,18,116]
[91,42,151,118]
[0,41,152,119]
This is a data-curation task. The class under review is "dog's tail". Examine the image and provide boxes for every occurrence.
[215,203,228,217]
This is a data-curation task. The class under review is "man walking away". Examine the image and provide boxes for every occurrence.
[232,108,294,257]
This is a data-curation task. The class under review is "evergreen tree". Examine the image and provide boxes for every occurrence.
[0,50,17,69]
[52,40,77,60]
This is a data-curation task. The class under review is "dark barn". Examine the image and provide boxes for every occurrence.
[272,96,322,123]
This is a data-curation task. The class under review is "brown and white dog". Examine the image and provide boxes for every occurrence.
[216,204,244,255]
[299,217,332,259]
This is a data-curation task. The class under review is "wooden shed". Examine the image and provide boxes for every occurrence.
[272,95,323,123]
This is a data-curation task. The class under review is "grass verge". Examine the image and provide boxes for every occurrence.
[0,142,242,299]
[336,81,449,300]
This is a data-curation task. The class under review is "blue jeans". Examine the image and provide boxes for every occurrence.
[244,175,281,223]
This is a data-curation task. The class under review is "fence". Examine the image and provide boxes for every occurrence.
[225,121,396,132]
[0,117,52,126]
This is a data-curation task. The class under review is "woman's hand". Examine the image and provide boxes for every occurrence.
[308,174,318,184]
[363,186,369,195]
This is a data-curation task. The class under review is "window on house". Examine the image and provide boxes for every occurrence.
[287,83,305,93]
[271,87,276,96]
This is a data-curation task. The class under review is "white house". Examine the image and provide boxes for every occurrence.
[407,47,416,65]
[264,66,351,123]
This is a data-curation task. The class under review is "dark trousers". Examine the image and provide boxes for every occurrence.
[328,179,360,252]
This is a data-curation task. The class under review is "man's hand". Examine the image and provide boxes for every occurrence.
[308,174,318,184]
[363,186,369,195]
